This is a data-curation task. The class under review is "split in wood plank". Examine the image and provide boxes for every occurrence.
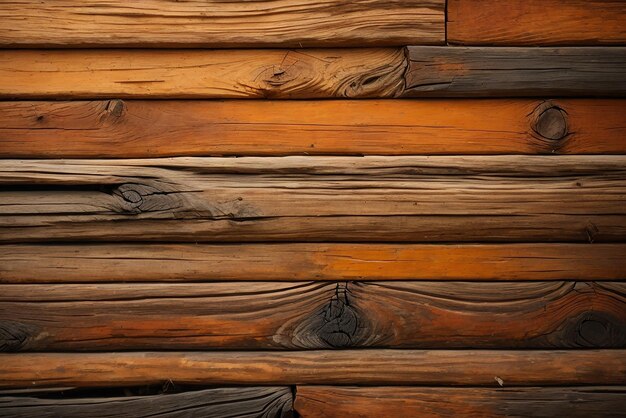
[403,47,626,97]
[2,99,625,157]
[1,350,624,388]
[295,386,626,418]
[0,0,444,48]
[0,386,293,418]
[0,49,406,99]
[1,244,625,282]
[2,156,626,243]
[0,282,624,351]
[448,0,626,46]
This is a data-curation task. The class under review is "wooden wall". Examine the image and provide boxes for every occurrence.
[0,1,625,417]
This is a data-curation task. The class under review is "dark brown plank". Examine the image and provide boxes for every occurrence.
[0,386,293,418]
[2,156,626,243]
[0,49,405,99]
[0,1,444,48]
[2,244,624,282]
[1,282,624,351]
[295,386,626,418]
[448,0,626,46]
[403,47,626,97]
[1,350,624,388]
[2,99,625,157]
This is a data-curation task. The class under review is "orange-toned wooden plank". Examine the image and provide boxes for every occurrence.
[1,282,624,351]
[1,99,625,157]
[0,1,444,48]
[448,0,626,46]
[0,49,405,99]
[295,386,626,418]
[1,350,624,388]
[1,244,624,282]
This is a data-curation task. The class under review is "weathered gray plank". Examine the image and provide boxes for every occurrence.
[2,156,626,243]
[0,386,293,418]
[403,47,626,97]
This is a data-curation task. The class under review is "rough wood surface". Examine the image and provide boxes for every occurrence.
[0,386,293,418]
[2,99,625,157]
[0,0,444,48]
[448,0,626,46]
[2,156,626,243]
[2,244,624,282]
[1,350,624,388]
[295,386,626,418]
[0,49,405,99]
[403,47,626,97]
[0,282,624,351]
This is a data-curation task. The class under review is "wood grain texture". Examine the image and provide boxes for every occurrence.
[448,0,626,46]
[295,386,626,418]
[0,282,624,351]
[0,386,293,418]
[0,0,444,48]
[2,156,626,243]
[2,99,625,157]
[2,244,624,282]
[0,49,405,99]
[1,350,624,388]
[403,47,626,97]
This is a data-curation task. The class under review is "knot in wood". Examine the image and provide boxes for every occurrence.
[315,283,360,348]
[0,320,36,352]
[114,184,144,209]
[574,312,625,348]
[531,101,569,141]
[105,99,125,118]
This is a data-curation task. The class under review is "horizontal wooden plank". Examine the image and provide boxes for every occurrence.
[1,282,624,351]
[2,244,624,282]
[0,49,405,99]
[0,386,293,418]
[1,350,624,388]
[0,1,444,48]
[2,156,626,243]
[2,99,626,157]
[403,47,626,97]
[448,0,626,46]
[295,386,626,417]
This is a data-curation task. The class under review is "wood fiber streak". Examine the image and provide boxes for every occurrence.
[0,282,624,351]
[403,47,626,97]
[2,156,626,243]
[295,386,626,418]
[0,49,406,99]
[0,387,293,418]
[2,99,625,157]
[2,244,624,282]
[0,0,444,47]
[448,0,626,46]
[1,350,624,388]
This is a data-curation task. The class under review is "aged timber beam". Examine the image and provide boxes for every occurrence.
[1,156,626,243]
[0,387,293,418]
[448,0,626,46]
[1,99,625,157]
[1,243,624,282]
[1,350,624,388]
[0,281,624,351]
[0,49,406,99]
[295,386,626,418]
[0,1,444,48]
